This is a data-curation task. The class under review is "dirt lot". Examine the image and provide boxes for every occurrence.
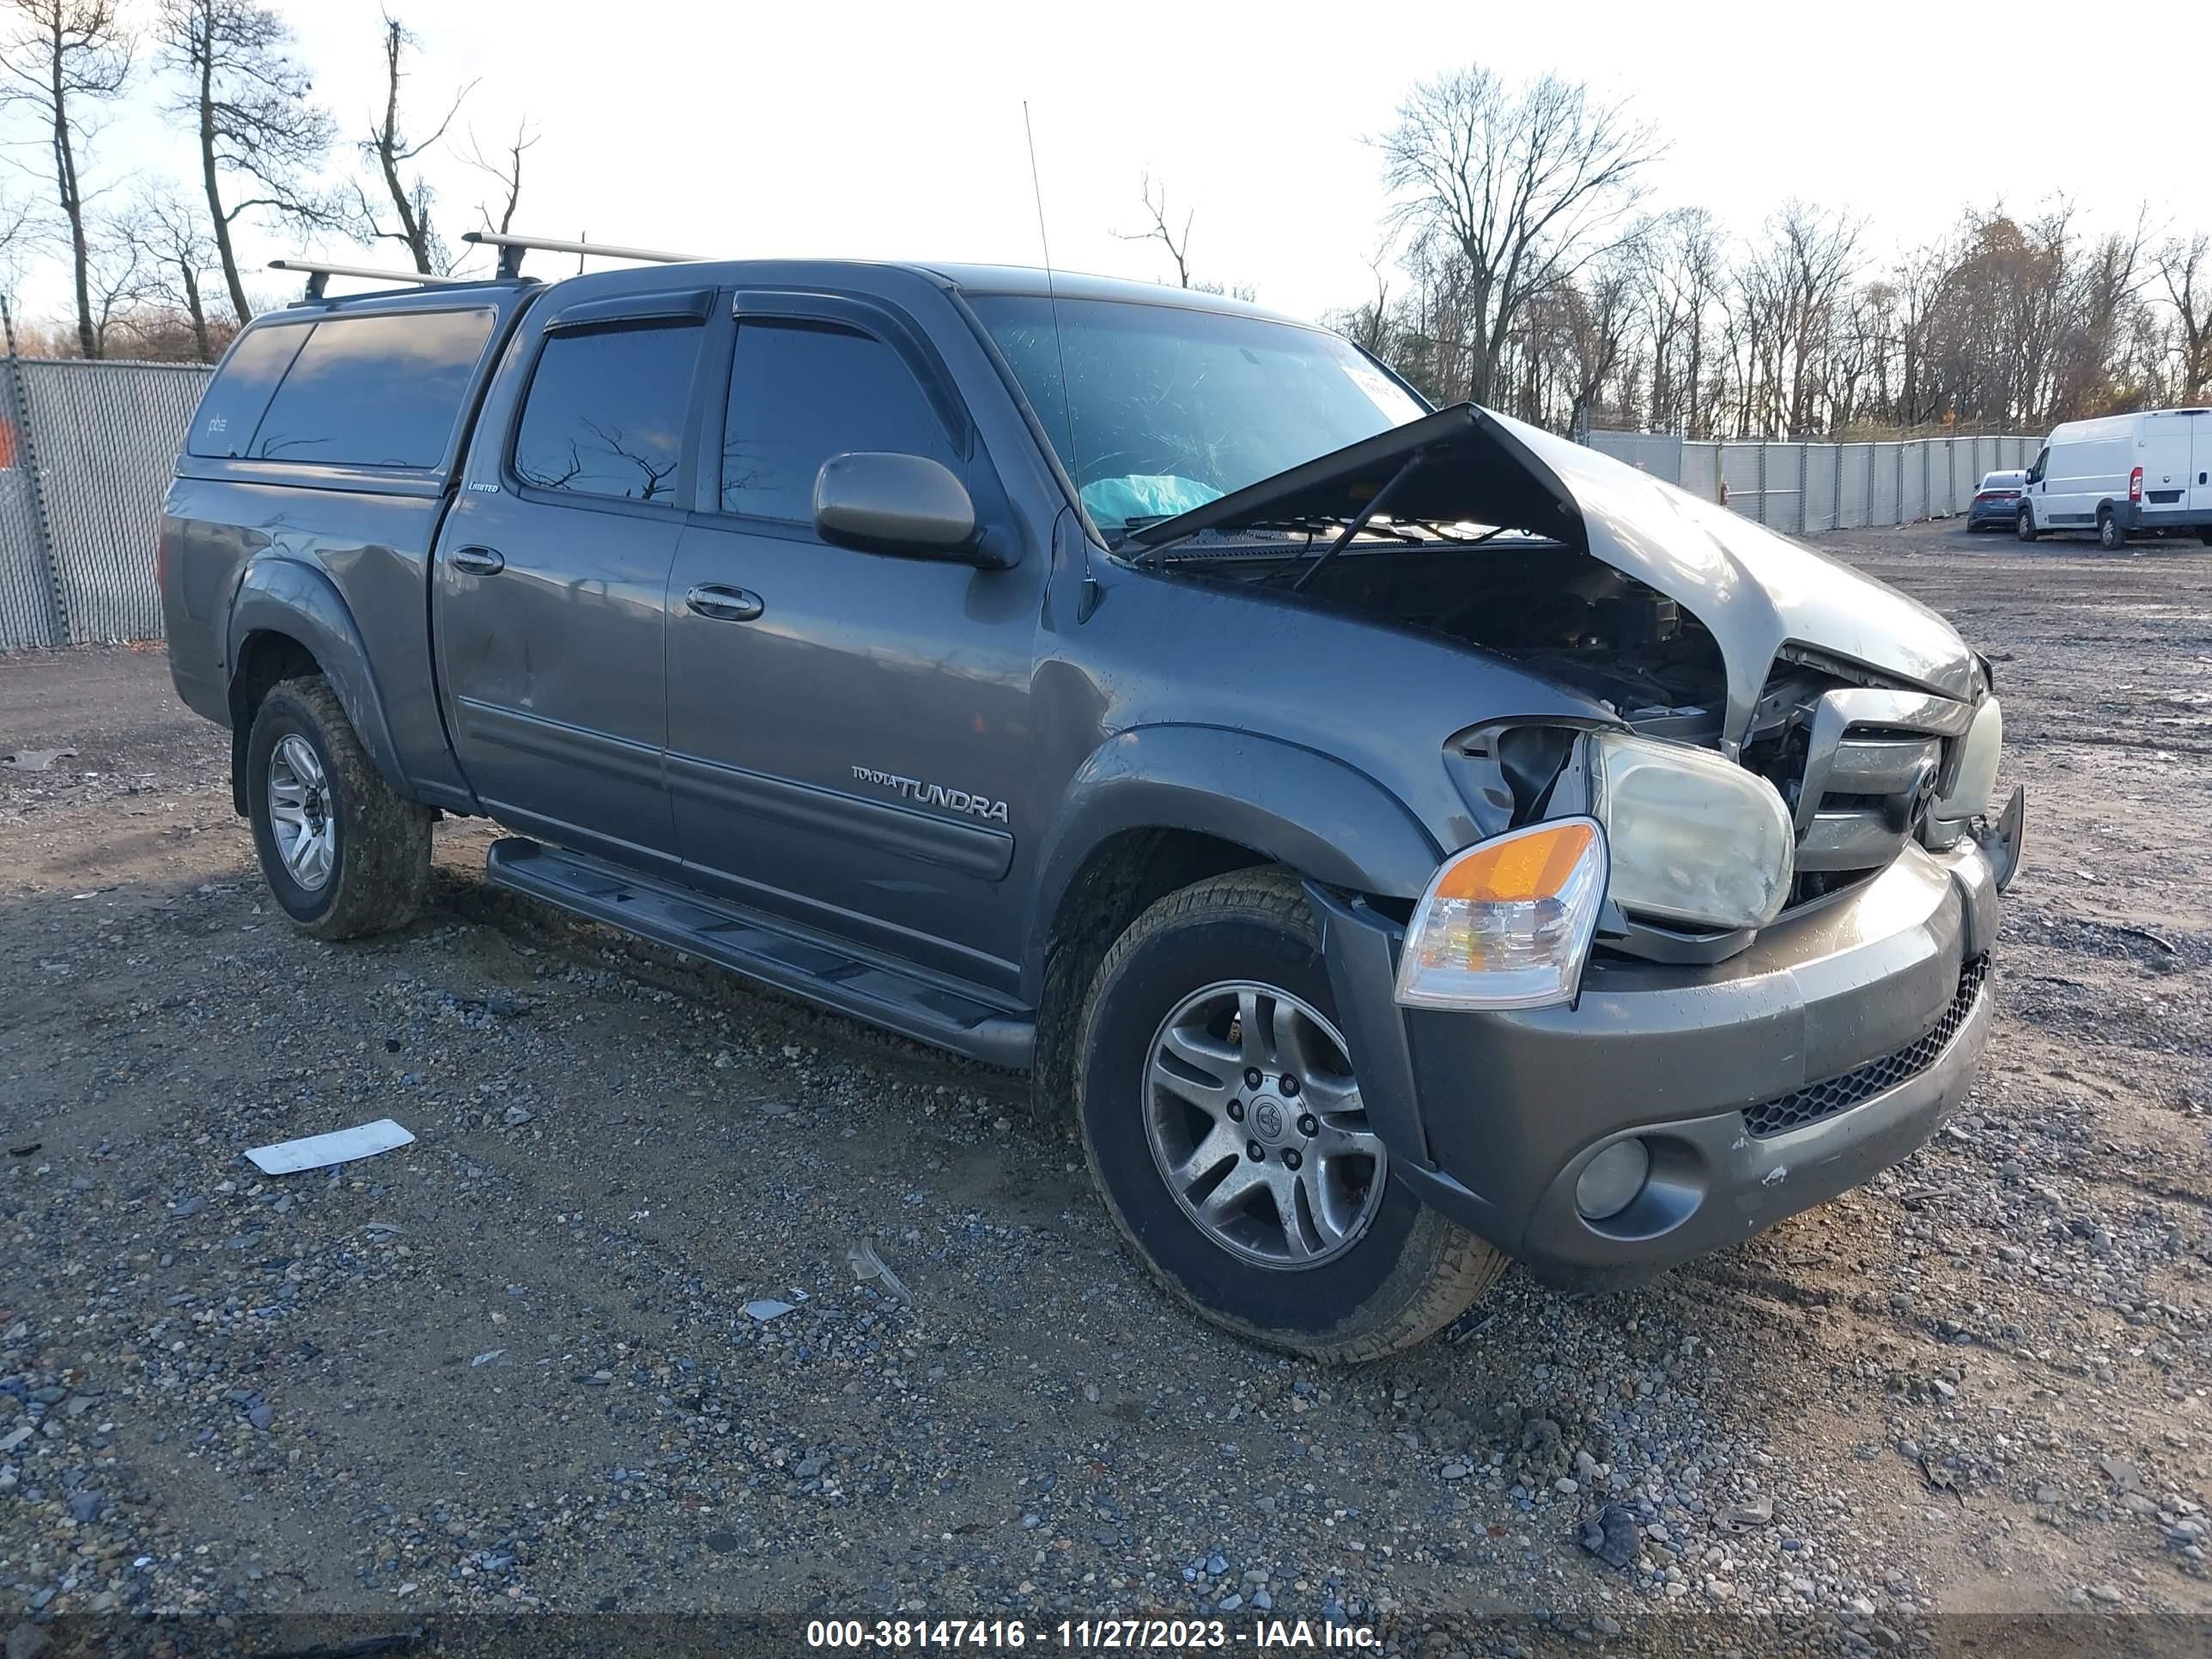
[3,520,2209,1655]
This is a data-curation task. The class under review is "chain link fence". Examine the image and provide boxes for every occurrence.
[0,355,2044,653]
[0,356,213,652]
[1582,429,2042,532]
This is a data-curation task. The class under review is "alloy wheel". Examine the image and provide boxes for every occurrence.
[1141,980,1386,1270]
[267,734,337,891]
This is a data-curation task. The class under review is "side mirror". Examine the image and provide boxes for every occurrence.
[814,452,990,563]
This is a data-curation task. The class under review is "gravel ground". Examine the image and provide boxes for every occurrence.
[2,521,2209,1656]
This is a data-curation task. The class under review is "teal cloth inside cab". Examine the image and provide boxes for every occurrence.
[1078,473,1223,529]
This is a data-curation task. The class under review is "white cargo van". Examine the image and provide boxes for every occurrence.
[2017,409,2212,548]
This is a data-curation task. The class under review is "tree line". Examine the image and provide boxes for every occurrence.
[0,0,530,362]
[3,11,2205,436]
[1128,67,2211,439]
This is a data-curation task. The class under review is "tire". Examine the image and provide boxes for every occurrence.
[245,674,432,940]
[1075,866,1506,1361]
[2098,509,2125,551]
[2014,507,2039,543]
[2197,527,2212,549]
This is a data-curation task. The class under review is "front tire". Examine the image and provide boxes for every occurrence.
[2015,507,2039,543]
[1075,867,1505,1360]
[2098,508,2126,551]
[245,675,432,940]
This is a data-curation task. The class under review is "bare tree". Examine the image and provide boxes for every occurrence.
[0,0,133,358]
[0,183,36,301]
[2154,234,2211,404]
[1377,66,1660,407]
[1328,242,1395,356]
[1771,200,1862,433]
[80,203,153,354]
[159,0,337,326]
[1115,172,1194,289]
[129,182,222,359]
[1557,252,1637,434]
[463,116,537,241]
[353,10,474,273]
[1629,207,1720,434]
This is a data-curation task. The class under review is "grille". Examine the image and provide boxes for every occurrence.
[1743,957,1989,1139]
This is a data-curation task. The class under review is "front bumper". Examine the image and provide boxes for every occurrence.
[1312,836,2007,1285]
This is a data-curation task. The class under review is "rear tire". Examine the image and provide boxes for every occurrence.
[2098,509,2125,551]
[1074,866,1505,1361]
[2197,527,2212,548]
[245,675,432,940]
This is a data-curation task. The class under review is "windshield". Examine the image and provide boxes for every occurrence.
[966,294,1426,537]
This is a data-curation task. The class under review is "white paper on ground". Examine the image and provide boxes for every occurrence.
[246,1118,415,1176]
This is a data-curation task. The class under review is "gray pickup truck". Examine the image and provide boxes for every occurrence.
[159,242,2024,1359]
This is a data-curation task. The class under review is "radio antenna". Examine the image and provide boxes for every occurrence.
[1021,101,1083,505]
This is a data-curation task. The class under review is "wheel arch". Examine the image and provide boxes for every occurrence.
[225,559,408,815]
[1023,726,1443,1115]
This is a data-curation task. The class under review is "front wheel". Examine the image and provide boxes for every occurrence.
[246,675,433,940]
[2098,509,2126,551]
[2015,507,2039,543]
[1075,867,1505,1360]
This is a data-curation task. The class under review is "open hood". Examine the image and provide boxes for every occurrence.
[1127,404,1977,744]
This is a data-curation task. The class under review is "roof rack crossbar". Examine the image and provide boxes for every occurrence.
[269,258,480,301]
[460,229,705,279]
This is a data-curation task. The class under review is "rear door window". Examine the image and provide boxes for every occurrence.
[185,322,312,459]
[247,308,495,469]
[719,321,957,522]
[511,320,704,504]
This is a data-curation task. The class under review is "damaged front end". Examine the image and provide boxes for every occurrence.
[1123,403,2022,965]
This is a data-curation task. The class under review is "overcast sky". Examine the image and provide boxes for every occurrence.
[9,0,2197,325]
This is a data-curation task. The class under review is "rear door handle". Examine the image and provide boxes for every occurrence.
[685,583,763,623]
[450,545,505,576]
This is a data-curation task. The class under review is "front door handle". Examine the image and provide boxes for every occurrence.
[685,583,763,623]
[450,545,505,576]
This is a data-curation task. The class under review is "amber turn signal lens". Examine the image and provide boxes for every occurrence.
[1394,817,1608,1012]
[1430,819,1600,905]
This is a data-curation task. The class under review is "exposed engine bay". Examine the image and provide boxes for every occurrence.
[1158,534,1969,938]
[1164,537,1734,742]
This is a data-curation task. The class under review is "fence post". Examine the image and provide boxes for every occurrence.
[1796,442,1808,533]
[1833,444,1844,529]
[1,299,66,648]
[1756,442,1768,525]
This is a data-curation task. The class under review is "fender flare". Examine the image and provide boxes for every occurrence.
[1023,724,1443,988]
[226,556,408,791]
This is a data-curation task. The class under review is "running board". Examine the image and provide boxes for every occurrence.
[483,838,1033,1069]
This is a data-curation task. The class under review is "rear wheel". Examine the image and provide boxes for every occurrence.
[2015,507,2039,543]
[2197,527,2212,548]
[246,675,432,939]
[2098,508,2126,551]
[1075,867,1505,1361]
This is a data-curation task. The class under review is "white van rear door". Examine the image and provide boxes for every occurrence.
[2185,410,2212,520]
[2139,412,2196,523]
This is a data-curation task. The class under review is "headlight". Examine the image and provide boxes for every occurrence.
[1589,731,1795,932]
[1930,696,2002,832]
[1395,818,1607,1011]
